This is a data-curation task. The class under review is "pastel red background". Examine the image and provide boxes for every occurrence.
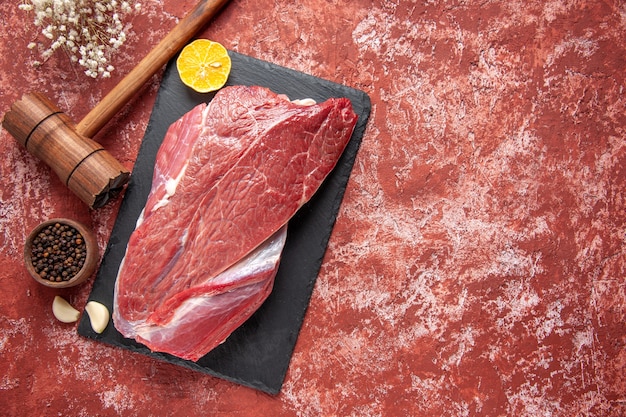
[1,1,624,416]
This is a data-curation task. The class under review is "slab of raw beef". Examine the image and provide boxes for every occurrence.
[113,85,358,361]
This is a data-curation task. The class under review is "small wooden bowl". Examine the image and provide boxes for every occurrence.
[24,218,99,288]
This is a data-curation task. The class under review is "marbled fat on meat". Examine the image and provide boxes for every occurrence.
[113,86,358,361]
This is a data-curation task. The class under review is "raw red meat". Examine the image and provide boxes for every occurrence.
[113,85,358,361]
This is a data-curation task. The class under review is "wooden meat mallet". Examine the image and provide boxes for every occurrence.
[2,0,230,209]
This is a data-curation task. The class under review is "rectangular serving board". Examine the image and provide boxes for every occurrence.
[78,49,371,395]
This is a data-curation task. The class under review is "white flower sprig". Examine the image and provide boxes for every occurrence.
[19,0,141,78]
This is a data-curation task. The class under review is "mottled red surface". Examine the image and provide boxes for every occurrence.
[1,1,624,416]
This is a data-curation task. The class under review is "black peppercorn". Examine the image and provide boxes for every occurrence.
[30,223,87,282]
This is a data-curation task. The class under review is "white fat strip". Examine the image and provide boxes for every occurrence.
[148,163,190,213]
[277,93,316,106]
[291,98,317,106]
[147,104,213,215]
[135,208,146,228]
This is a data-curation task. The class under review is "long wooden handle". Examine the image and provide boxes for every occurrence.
[76,0,230,138]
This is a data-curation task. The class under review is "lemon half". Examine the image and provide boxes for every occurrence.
[176,39,231,93]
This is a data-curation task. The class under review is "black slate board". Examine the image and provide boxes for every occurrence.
[78,50,371,394]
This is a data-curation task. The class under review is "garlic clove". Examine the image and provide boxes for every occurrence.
[85,301,110,334]
[52,295,80,323]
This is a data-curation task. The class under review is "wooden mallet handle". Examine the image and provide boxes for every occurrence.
[76,0,231,138]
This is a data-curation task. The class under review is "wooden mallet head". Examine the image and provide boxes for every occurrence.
[2,0,230,209]
[3,93,130,208]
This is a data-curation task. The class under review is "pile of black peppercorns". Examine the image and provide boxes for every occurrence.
[30,223,86,282]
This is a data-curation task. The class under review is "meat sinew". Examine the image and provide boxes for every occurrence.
[113,85,358,361]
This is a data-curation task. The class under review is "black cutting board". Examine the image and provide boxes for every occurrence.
[78,50,371,394]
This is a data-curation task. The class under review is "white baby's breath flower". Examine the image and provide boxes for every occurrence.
[20,0,141,79]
